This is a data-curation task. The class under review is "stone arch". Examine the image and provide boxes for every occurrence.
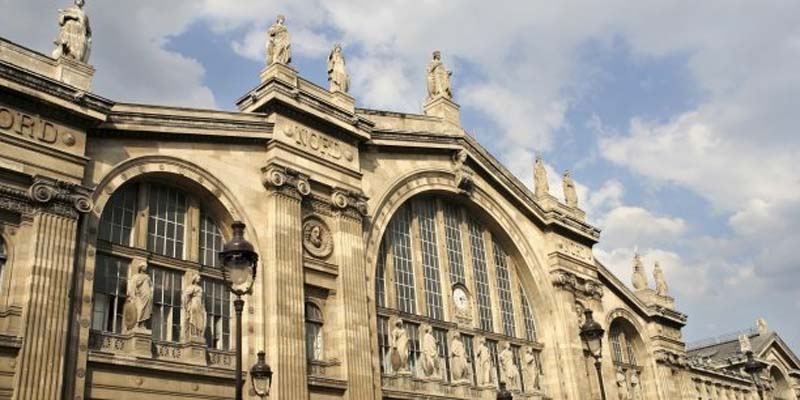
[365,167,563,395]
[606,310,658,400]
[769,364,793,398]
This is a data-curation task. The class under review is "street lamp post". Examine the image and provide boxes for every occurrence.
[580,309,607,400]
[220,222,259,400]
[496,382,513,400]
[250,351,274,398]
[744,350,767,400]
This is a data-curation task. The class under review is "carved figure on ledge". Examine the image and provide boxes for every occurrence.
[124,261,152,332]
[534,153,549,198]
[632,252,648,291]
[266,15,291,65]
[562,170,578,208]
[389,319,410,373]
[475,337,494,386]
[653,261,669,296]
[426,50,453,100]
[499,342,520,391]
[523,347,540,391]
[450,334,470,382]
[52,0,92,63]
[420,324,440,378]
[182,272,207,341]
[327,44,350,93]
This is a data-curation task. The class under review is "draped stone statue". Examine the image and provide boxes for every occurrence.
[426,50,452,100]
[390,319,410,373]
[522,347,539,391]
[419,324,440,378]
[562,170,578,208]
[653,261,669,296]
[616,367,629,400]
[475,337,494,386]
[739,334,753,354]
[182,272,207,342]
[450,334,470,382]
[632,253,648,291]
[266,15,291,65]
[327,44,350,93]
[629,370,642,400]
[124,262,152,332]
[499,342,520,391]
[52,0,92,63]
[534,153,549,198]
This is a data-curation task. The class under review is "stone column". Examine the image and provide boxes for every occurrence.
[332,190,374,400]
[261,165,310,399]
[12,177,91,400]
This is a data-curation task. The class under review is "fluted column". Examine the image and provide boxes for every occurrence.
[261,165,309,399]
[12,177,90,400]
[332,190,374,399]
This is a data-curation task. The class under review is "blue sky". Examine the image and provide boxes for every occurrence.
[2,0,798,349]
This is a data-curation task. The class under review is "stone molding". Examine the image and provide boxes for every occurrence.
[0,176,92,218]
[654,349,688,368]
[551,270,603,299]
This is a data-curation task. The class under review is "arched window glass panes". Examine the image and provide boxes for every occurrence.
[93,182,232,349]
[468,218,493,332]
[147,185,187,259]
[493,240,515,337]
[375,196,542,393]
[390,204,416,314]
[305,303,324,361]
[416,200,443,320]
[98,184,137,246]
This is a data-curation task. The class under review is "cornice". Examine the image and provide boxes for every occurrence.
[0,176,92,218]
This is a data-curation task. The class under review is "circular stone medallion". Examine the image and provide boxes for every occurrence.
[302,217,333,259]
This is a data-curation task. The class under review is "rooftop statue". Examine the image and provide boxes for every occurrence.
[426,51,453,100]
[534,153,549,198]
[631,253,648,291]
[327,44,350,93]
[653,261,669,296]
[266,15,291,65]
[52,0,92,63]
[562,170,578,208]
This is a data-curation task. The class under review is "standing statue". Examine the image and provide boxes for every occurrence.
[757,318,769,335]
[419,324,440,378]
[390,319,410,373]
[562,170,578,208]
[534,153,549,198]
[475,337,494,386]
[631,253,648,291]
[266,15,291,65]
[522,347,539,391]
[450,334,470,382]
[616,367,629,400]
[629,370,642,400]
[653,261,669,296]
[182,272,207,341]
[124,262,152,332]
[52,0,92,63]
[426,50,453,100]
[739,334,753,354]
[327,44,350,93]
[499,342,520,391]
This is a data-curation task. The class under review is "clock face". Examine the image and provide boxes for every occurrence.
[453,287,469,310]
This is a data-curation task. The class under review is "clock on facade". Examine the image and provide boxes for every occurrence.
[453,286,469,311]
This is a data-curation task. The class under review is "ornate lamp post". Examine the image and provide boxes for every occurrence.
[250,351,274,398]
[496,382,513,400]
[744,350,767,400]
[580,309,607,400]
[219,222,259,400]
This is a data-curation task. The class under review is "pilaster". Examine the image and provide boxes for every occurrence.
[261,164,309,399]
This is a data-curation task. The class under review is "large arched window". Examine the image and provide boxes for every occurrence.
[609,318,644,398]
[375,196,542,394]
[92,181,232,349]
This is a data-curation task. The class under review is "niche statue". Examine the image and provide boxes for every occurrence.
[124,262,152,332]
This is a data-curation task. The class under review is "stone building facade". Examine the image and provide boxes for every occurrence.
[0,10,798,400]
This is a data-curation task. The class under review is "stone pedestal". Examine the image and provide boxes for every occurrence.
[260,62,298,87]
[54,56,95,91]
[123,328,153,358]
[424,96,461,132]
[330,90,356,114]
[536,193,560,211]
[181,338,208,366]
[636,288,676,309]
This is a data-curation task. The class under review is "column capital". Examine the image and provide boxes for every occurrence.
[261,164,311,200]
[331,188,369,219]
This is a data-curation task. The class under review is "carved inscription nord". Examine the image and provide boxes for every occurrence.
[283,125,354,164]
[0,105,77,148]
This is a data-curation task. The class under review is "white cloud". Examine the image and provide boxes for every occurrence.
[597,206,686,250]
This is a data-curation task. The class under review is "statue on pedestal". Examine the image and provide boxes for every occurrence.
[616,367,629,400]
[499,342,520,391]
[327,44,350,93]
[522,347,539,391]
[182,272,207,341]
[562,170,578,208]
[420,324,439,378]
[390,319,410,373]
[632,253,648,291]
[629,370,642,400]
[450,334,470,382]
[266,15,291,65]
[534,153,549,198]
[52,0,92,63]
[475,337,494,386]
[426,50,453,100]
[124,262,152,332]
[653,261,669,296]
